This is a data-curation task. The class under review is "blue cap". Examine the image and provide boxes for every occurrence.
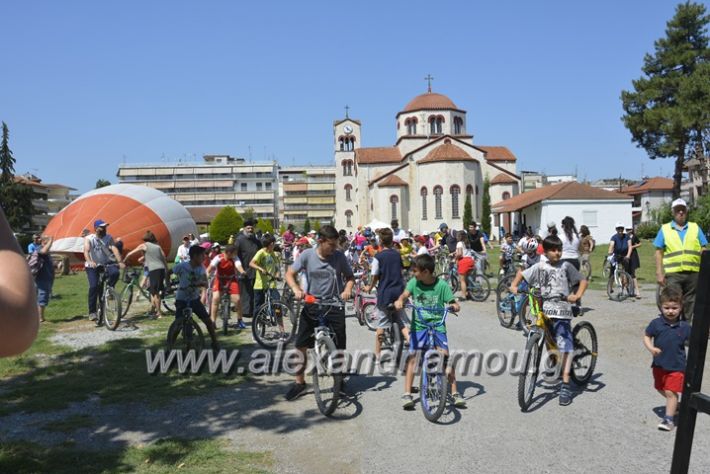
[439,223,448,230]
[94,219,109,229]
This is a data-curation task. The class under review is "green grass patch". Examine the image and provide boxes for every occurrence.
[0,438,272,474]
[41,414,95,433]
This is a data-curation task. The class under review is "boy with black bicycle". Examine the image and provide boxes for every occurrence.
[250,235,285,339]
[510,235,588,406]
[395,254,466,409]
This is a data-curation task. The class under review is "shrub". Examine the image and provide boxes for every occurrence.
[635,221,660,239]
[209,207,243,243]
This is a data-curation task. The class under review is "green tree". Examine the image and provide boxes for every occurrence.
[0,122,15,186]
[256,217,274,235]
[690,192,710,231]
[463,192,473,229]
[303,218,311,234]
[0,122,36,230]
[313,220,321,233]
[481,177,491,235]
[279,224,287,235]
[209,206,243,243]
[95,179,111,188]
[621,2,710,198]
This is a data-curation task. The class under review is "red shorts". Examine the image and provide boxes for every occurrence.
[457,257,475,275]
[653,367,684,393]
[213,277,240,295]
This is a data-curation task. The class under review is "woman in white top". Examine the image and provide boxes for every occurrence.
[560,216,581,270]
[455,231,476,300]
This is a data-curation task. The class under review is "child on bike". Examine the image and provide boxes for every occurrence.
[499,233,516,277]
[206,244,246,330]
[398,237,414,272]
[395,254,466,409]
[173,245,219,350]
[455,230,476,301]
[250,235,286,339]
[510,235,588,406]
[643,285,690,431]
[363,228,410,359]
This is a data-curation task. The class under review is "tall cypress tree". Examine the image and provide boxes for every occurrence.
[463,192,473,229]
[0,122,35,230]
[0,122,15,186]
[481,177,491,235]
[621,2,710,198]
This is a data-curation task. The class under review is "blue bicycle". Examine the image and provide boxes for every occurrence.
[406,303,457,422]
[496,275,530,333]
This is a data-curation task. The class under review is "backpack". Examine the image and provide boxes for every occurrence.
[27,251,44,277]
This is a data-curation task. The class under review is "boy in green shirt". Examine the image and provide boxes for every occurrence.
[395,254,465,409]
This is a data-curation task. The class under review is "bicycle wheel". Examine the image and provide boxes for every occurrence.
[103,286,122,331]
[420,354,449,422]
[518,298,535,335]
[312,334,342,416]
[167,317,205,353]
[119,284,134,318]
[605,275,616,301]
[162,288,176,313]
[518,331,543,411]
[362,302,379,331]
[220,297,230,336]
[570,321,598,385]
[468,274,490,302]
[252,301,294,348]
[380,321,403,365]
[436,272,459,294]
[602,259,612,279]
[495,280,516,328]
[623,272,636,300]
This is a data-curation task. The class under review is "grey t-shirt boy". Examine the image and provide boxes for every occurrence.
[291,248,354,299]
[521,260,582,320]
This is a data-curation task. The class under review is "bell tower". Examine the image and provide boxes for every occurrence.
[334,106,361,232]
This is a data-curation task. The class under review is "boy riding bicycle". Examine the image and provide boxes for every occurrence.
[206,244,247,329]
[510,235,588,406]
[250,235,286,339]
[395,254,466,409]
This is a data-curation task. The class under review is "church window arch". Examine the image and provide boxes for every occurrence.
[390,195,399,221]
[466,184,473,198]
[454,117,464,135]
[405,117,418,135]
[433,185,443,219]
[345,210,353,228]
[338,136,345,151]
[346,136,356,151]
[342,159,353,176]
[502,191,511,200]
[345,184,352,201]
[429,115,444,135]
[420,187,428,220]
[450,185,461,219]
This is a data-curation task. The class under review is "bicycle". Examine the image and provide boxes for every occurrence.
[96,264,122,331]
[605,255,635,301]
[120,267,174,317]
[437,257,491,302]
[303,295,346,416]
[517,288,598,411]
[406,303,457,422]
[495,274,527,330]
[351,271,378,330]
[167,303,205,353]
[217,279,233,335]
[252,274,295,348]
[377,303,410,365]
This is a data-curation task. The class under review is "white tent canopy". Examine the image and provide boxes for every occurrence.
[364,219,390,231]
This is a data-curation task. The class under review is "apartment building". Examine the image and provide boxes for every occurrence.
[279,166,336,229]
[117,155,278,226]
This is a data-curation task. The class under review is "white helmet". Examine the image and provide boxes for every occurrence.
[523,238,538,253]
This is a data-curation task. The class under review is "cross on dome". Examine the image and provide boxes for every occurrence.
[424,74,434,93]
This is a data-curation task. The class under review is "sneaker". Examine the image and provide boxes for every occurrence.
[88,312,98,321]
[452,392,467,408]
[401,393,415,409]
[658,417,675,431]
[559,384,572,406]
[237,320,246,330]
[285,382,307,401]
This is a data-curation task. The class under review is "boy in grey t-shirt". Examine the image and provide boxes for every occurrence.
[510,235,588,406]
[284,226,355,401]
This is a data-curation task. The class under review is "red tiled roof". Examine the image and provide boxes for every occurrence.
[620,177,673,195]
[187,206,223,224]
[402,92,459,113]
[492,181,631,213]
[419,140,477,164]
[378,175,409,187]
[490,173,518,185]
[477,146,517,162]
[355,147,402,164]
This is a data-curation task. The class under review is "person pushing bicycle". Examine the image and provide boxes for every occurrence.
[206,244,247,330]
[510,235,588,406]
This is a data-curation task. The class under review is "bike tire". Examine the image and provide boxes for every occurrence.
[119,284,134,318]
[362,302,379,331]
[436,272,459,294]
[103,286,122,331]
[380,321,403,366]
[468,274,490,302]
[252,301,295,348]
[624,271,636,300]
[167,317,206,353]
[518,298,534,335]
[162,288,176,313]
[570,321,598,385]
[221,298,230,336]
[420,355,449,422]
[602,259,612,279]
[518,331,543,411]
[606,275,615,301]
[312,335,342,416]
[495,280,516,328]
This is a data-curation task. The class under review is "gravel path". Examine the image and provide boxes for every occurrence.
[2,285,710,473]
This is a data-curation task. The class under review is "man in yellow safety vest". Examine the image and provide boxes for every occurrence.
[654,198,707,322]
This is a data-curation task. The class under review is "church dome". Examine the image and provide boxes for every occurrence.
[402,92,458,112]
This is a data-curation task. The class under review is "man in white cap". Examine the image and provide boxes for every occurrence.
[306,229,317,247]
[654,198,707,322]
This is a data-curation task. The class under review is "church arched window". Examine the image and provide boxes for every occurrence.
[346,136,356,151]
[454,117,463,135]
[502,191,511,200]
[466,184,474,198]
[420,187,428,220]
[390,195,399,221]
[433,185,443,219]
[338,136,345,151]
[405,117,418,135]
[429,116,444,135]
[450,185,461,219]
[345,210,353,228]
[345,184,352,201]
[342,159,353,176]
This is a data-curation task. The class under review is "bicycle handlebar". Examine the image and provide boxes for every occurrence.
[304,294,345,308]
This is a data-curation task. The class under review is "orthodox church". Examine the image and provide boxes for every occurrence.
[334,85,521,236]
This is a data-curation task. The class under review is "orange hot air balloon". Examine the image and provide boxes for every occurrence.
[44,184,198,264]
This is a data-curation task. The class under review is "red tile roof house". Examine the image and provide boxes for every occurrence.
[620,177,674,226]
[491,181,633,240]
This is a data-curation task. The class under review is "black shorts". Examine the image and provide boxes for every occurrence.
[148,269,166,296]
[294,304,346,350]
[175,299,211,324]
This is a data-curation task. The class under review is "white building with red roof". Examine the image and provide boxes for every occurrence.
[334,88,520,234]
[620,176,674,226]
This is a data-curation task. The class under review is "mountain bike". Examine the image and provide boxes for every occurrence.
[304,295,346,416]
[378,304,409,365]
[605,255,635,301]
[496,274,527,330]
[437,259,490,302]
[96,264,122,331]
[406,303,457,422]
[217,280,232,335]
[351,272,378,330]
[517,288,598,412]
[252,274,294,348]
[432,247,450,276]
[167,303,205,353]
[120,267,174,317]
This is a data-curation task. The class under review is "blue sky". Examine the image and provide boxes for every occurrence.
[1,0,703,193]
